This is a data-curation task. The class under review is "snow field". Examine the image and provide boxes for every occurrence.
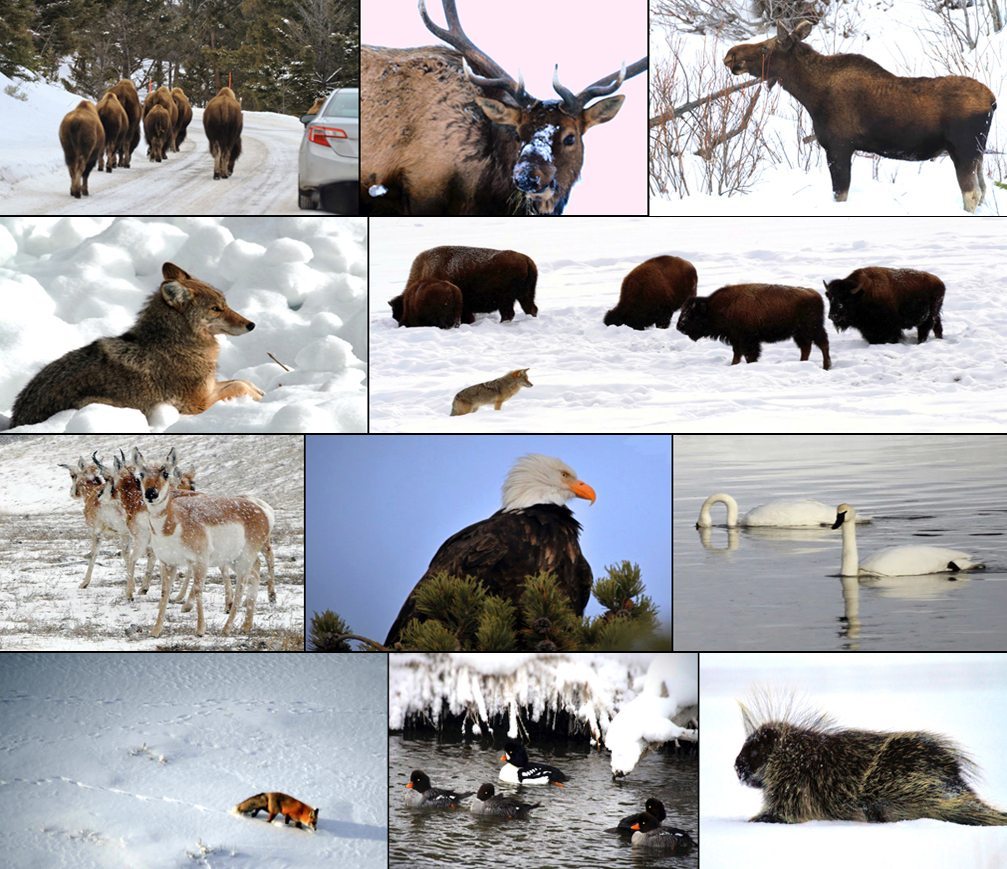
[0,216,367,433]
[369,216,1007,432]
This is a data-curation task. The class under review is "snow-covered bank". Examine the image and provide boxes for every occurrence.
[0,73,314,215]
[369,217,1007,433]
[389,654,697,776]
[0,653,387,868]
[0,217,366,433]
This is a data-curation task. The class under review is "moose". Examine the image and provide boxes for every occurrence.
[724,20,996,212]
[361,0,646,215]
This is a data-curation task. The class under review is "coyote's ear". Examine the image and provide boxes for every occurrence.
[162,262,191,281]
[161,280,192,308]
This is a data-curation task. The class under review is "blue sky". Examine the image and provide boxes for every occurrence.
[306,435,671,644]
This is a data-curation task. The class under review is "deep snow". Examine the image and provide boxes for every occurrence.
[0,434,304,649]
[651,1,1006,216]
[0,653,387,868]
[0,73,317,215]
[0,216,367,433]
[368,216,1007,433]
[701,653,1007,869]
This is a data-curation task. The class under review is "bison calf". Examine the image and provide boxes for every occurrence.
[823,267,945,344]
[203,87,243,180]
[405,246,538,324]
[604,255,698,329]
[389,280,463,329]
[59,100,105,198]
[677,284,831,370]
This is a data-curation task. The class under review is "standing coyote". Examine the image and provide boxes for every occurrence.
[235,792,318,830]
[10,262,263,427]
[450,368,532,416]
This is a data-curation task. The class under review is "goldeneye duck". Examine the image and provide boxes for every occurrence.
[404,769,474,809]
[499,739,569,786]
[609,797,667,835]
[470,783,541,819]
[630,812,695,854]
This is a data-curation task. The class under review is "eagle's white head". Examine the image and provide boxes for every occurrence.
[501,454,597,512]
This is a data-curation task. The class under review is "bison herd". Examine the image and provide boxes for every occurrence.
[58,80,242,198]
[389,246,948,371]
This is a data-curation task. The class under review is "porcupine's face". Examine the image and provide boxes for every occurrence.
[735,725,778,788]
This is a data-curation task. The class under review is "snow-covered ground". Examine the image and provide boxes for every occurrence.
[369,217,1007,432]
[0,216,367,433]
[701,653,1007,869]
[651,1,1006,216]
[0,434,304,649]
[389,653,697,776]
[0,653,387,868]
[0,73,327,215]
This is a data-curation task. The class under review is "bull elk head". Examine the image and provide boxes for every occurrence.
[419,0,646,214]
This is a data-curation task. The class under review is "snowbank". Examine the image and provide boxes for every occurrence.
[0,217,366,433]
[390,653,697,776]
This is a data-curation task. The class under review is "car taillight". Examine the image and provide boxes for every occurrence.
[308,125,349,147]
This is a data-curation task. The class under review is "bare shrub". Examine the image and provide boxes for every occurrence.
[654,0,830,36]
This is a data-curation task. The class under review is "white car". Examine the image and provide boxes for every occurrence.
[298,87,358,213]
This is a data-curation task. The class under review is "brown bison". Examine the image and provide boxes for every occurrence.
[604,255,698,329]
[389,280,464,329]
[107,79,141,167]
[95,91,127,172]
[361,0,645,215]
[143,104,171,162]
[59,100,105,198]
[677,284,831,370]
[405,246,538,323]
[143,86,178,153]
[823,267,945,344]
[171,87,193,149]
[203,87,243,180]
[724,20,996,212]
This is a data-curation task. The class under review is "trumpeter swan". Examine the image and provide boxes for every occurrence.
[832,503,983,577]
[696,493,869,528]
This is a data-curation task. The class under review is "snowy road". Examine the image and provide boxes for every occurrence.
[1,107,305,215]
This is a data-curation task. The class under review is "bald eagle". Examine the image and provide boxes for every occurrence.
[385,454,596,646]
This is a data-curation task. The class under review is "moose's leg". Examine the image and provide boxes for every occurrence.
[954,155,983,213]
[823,145,853,202]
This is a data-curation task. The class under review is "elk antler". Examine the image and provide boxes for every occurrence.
[419,0,531,107]
[553,55,648,115]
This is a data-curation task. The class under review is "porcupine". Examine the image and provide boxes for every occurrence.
[734,693,1007,825]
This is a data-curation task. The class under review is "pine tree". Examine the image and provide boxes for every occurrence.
[0,0,37,78]
[309,609,352,651]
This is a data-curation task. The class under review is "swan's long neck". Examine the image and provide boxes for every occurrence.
[697,493,739,528]
[840,518,859,576]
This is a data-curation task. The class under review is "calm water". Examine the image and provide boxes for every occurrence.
[388,734,698,869]
[673,435,1007,650]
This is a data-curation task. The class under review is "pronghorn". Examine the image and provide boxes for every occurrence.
[58,452,132,595]
[96,450,156,602]
[136,448,274,638]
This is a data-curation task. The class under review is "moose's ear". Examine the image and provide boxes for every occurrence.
[793,20,814,42]
[475,97,523,128]
[582,95,624,130]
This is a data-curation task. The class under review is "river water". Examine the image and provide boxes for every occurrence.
[673,435,1007,650]
[388,733,697,868]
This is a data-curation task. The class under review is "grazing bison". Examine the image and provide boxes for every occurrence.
[823,267,945,344]
[361,0,645,215]
[389,280,464,329]
[604,255,698,329]
[143,104,170,162]
[59,100,105,198]
[203,87,243,179]
[677,284,831,370]
[406,246,538,323]
[95,91,127,172]
[724,20,996,212]
[171,86,193,149]
[107,79,141,167]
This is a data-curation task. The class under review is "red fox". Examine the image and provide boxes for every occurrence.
[235,792,318,831]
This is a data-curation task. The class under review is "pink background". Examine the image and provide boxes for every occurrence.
[362,0,648,216]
